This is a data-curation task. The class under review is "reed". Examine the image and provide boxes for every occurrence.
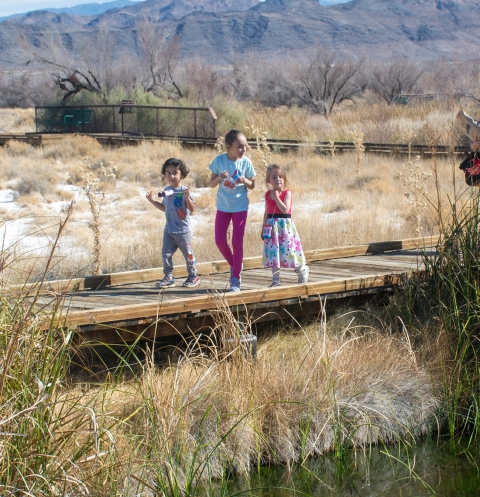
[0,279,442,494]
[413,188,480,440]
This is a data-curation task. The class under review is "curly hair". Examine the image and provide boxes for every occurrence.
[161,158,189,178]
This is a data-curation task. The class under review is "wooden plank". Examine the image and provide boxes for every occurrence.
[56,273,403,328]
[331,260,420,272]
[319,259,419,273]
[6,236,438,295]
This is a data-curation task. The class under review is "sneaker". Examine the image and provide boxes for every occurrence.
[156,276,175,288]
[183,275,200,288]
[229,277,241,292]
[269,279,281,287]
[230,265,243,282]
[297,265,309,284]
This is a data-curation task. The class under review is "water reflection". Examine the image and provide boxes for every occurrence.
[221,436,480,496]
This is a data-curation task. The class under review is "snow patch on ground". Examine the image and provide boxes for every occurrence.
[0,189,17,208]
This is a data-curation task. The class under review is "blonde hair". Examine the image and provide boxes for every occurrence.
[265,164,290,189]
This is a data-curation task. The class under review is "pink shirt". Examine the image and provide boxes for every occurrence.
[265,190,292,215]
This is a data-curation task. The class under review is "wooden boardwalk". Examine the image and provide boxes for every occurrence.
[0,133,470,155]
[20,236,439,344]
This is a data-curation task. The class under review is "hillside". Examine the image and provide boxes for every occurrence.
[0,0,479,67]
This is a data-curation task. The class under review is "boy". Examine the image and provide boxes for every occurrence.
[146,158,200,288]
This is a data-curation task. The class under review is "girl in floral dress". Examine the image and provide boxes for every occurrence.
[261,164,309,287]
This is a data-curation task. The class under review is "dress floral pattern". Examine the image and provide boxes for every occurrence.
[263,217,306,269]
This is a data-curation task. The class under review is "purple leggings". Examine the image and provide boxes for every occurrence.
[215,210,248,280]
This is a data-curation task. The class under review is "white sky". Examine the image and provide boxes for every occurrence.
[0,0,143,17]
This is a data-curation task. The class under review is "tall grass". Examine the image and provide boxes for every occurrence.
[0,279,443,494]
[415,189,480,440]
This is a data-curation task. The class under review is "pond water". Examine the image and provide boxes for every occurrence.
[222,436,480,496]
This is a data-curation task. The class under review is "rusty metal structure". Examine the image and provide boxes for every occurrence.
[34,103,217,140]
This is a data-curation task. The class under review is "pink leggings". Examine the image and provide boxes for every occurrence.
[215,210,248,280]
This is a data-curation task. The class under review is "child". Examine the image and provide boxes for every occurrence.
[146,158,200,288]
[261,164,308,287]
[209,130,256,291]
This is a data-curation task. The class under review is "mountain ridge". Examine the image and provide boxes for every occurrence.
[1,0,480,67]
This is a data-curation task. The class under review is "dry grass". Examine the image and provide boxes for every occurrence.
[0,108,35,134]
[98,311,442,493]
[0,269,444,493]
[0,103,468,281]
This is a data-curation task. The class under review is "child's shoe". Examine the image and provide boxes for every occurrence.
[229,277,241,292]
[297,265,309,284]
[156,276,175,288]
[183,275,200,288]
[230,265,243,282]
[269,279,281,287]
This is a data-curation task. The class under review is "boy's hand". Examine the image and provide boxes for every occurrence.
[183,186,191,198]
[220,171,229,179]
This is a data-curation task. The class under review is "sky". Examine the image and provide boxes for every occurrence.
[0,0,137,17]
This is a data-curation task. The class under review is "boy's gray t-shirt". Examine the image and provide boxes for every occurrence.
[162,185,194,234]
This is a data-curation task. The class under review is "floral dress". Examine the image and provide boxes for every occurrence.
[262,190,306,269]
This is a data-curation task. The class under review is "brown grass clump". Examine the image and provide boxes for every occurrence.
[61,305,439,494]
[0,108,35,133]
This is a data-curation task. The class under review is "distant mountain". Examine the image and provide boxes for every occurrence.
[1,0,480,67]
[0,0,350,22]
[319,0,351,4]
[1,0,260,25]
[0,1,139,23]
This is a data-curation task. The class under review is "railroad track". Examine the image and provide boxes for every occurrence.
[0,133,470,155]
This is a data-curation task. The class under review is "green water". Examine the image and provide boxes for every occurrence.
[221,436,480,496]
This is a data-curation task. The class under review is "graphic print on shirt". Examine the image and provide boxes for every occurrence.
[173,192,187,220]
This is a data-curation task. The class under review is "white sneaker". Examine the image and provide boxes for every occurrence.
[229,277,241,292]
[297,265,309,284]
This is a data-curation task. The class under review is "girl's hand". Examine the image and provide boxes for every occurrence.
[220,171,229,179]
[183,186,190,198]
[146,190,154,201]
[236,176,246,184]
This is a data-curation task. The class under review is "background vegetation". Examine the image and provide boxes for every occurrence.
[1,44,480,494]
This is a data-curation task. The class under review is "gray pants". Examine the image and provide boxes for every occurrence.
[162,231,197,278]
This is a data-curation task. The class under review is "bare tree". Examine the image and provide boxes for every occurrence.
[0,70,59,107]
[135,19,182,97]
[369,58,425,104]
[20,27,117,103]
[256,49,365,115]
[230,54,261,101]
[447,59,480,104]
[181,58,228,106]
